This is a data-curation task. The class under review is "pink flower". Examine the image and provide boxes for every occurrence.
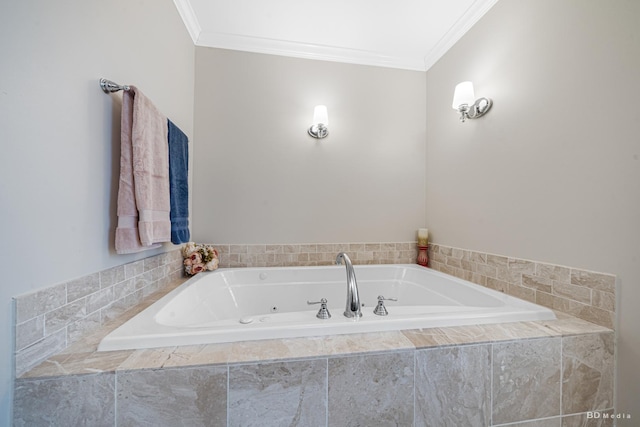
[190,252,202,264]
[192,264,205,274]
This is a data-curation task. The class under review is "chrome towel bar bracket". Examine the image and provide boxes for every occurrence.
[100,78,130,93]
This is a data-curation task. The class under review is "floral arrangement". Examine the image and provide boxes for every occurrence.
[182,242,219,275]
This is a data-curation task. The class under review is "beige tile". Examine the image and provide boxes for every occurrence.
[508,258,536,274]
[143,255,161,271]
[118,365,227,427]
[16,329,67,378]
[523,274,553,293]
[67,273,101,302]
[229,359,324,427]
[484,277,509,292]
[469,251,487,263]
[487,253,509,267]
[124,260,145,279]
[534,315,611,336]
[14,285,67,324]
[492,337,562,424]
[229,244,248,254]
[247,244,266,254]
[553,281,592,304]
[404,321,552,349]
[99,265,125,288]
[21,350,133,378]
[561,410,614,427]
[592,290,615,312]
[14,372,115,426]
[477,263,498,278]
[508,283,536,302]
[118,347,177,370]
[570,269,616,293]
[536,263,571,283]
[45,299,87,332]
[415,344,490,426]
[15,316,44,352]
[328,352,413,427]
[562,332,614,414]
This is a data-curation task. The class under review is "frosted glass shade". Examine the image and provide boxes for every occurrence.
[313,105,328,126]
[452,81,475,109]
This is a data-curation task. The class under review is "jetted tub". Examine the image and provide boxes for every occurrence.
[98,264,556,351]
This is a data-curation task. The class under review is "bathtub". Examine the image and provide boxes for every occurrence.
[98,264,556,351]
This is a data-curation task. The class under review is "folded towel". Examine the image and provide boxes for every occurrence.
[115,87,161,254]
[131,87,171,246]
[168,119,190,244]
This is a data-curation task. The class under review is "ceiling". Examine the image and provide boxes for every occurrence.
[173,0,499,71]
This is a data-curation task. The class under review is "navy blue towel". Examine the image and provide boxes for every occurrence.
[168,119,190,244]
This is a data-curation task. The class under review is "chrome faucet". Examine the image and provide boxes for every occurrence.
[336,252,362,319]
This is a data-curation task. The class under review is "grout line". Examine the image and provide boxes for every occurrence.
[325,358,329,427]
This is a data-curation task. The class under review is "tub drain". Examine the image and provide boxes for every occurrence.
[270,306,279,313]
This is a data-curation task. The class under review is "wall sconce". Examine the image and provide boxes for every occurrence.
[308,105,329,139]
[452,81,492,122]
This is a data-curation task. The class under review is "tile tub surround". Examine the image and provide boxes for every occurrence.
[12,241,415,375]
[214,241,418,267]
[14,283,614,427]
[428,244,616,329]
[13,250,185,377]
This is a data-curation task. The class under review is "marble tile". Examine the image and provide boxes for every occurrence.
[570,270,615,293]
[15,315,44,351]
[497,416,562,426]
[429,244,616,329]
[553,282,592,305]
[21,350,133,379]
[163,331,416,368]
[125,259,145,279]
[403,321,552,349]
[328,351,414,427]
[14,372,115,426]
[522,274,553,293]
[117,365,227,427]
[118,346,177,370]
[320,331,415,355]
[534,315,611,336]
[561,410,615,427]
[536,263,571,283]
[45,298,87,332]
[14,284,67,324]
[67,272,101,302]
[15,329,67,377]
[100,265,126,288]
[492,337,562,424]
[229,359,326,427]
[415,344,490,426]
[562,332,614,414]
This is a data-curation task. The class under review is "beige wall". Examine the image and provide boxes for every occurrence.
[426,0,640,418]
[192,47,427,244]
[0,0,195,423]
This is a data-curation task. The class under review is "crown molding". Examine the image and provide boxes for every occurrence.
[196,31,427,71]
[423,0,499,70]
[173,0,201,44]
[174,0,498,71]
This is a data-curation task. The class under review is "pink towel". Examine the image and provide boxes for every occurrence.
[114,86,170,253]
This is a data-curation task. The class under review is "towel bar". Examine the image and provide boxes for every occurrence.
[100,78,130,93]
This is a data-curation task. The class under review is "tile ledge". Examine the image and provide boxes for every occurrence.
[18,280,612,381]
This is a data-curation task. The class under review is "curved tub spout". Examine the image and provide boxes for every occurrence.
[336,252,362,319]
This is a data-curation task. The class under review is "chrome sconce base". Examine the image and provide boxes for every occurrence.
[308,124,329,139]
[457,97,492,122]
